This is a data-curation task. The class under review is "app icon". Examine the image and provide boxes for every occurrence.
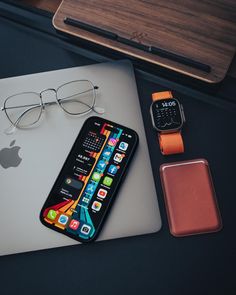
[108,164,118,175]
[92,172,101,182]
[69,219,80,230]
[81,224,91,235]
[108,138,117,146]
[113,153,124,163]
[102,149,111,158]
[119,142,129,151]
[47,209,57,220]
[97,188,108,199]
[58,214,69,225]
[103,176,113,186]
[97,160,106,170]
[85,183,95,194]
[92,201,102,211]
[82,196,90,204]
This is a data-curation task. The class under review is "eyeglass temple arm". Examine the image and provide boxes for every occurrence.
[8,105,41,128]
[1,103,41,111]
[57,87,98,102]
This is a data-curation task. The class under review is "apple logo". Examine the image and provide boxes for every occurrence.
[0,140,22,169]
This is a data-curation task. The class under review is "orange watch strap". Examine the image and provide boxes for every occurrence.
[159,132,184,155]
[151,90,184,155]
[152,91,173,101]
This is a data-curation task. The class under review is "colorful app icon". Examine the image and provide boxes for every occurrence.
[85,183,95,194]
[97,160,106,170]
[102,149,111,158]
[58,214,69,225]
[92,201,102,211]
[103,176,113,186]
[92,172,101,182]
[47,209,57,220]
[108,164,118,175]
[108,138,117,146]
[69,219,80,230]
[81,224,91,235]
[82,196,90,204]
[119,142,129,151]
[113,153,124,163]
[97,188,108,199]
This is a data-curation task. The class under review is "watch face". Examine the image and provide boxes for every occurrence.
[151,98,183,132]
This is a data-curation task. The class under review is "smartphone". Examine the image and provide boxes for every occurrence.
[40,116,139,243]
[160,159,222,237]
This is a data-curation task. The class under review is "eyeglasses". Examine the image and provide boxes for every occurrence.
[1,80,104,134]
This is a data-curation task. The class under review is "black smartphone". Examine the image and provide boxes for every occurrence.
[40,116,139,243]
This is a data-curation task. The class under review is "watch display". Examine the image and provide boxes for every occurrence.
[151,98,183,132]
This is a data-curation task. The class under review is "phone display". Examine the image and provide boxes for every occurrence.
[40,116,138,242]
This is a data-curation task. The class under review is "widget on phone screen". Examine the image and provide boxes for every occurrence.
[92,201,102,211]
[69,219,80,230]
[119,142,129,151]
[58,214,69,225]
[59,176,84,200]
[103,176,113,186]
[82,131,106,152]
[74,150,95,176]
[113,153,124,163]
[81,224,91,235]
[97,188,107,199]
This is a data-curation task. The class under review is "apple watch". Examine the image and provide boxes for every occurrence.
[150,91,185,155]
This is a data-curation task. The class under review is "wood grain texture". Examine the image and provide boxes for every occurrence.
[21,0,61,12]
[53,0,236,83]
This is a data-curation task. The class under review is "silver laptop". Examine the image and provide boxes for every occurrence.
[0,60,161,255]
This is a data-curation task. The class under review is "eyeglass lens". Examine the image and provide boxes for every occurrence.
[4,92,42,128]
[57,80,95,115]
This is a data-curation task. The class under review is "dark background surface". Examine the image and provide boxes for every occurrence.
[0,2,235,295]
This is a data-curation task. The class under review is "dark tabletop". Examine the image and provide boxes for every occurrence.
[0,2,235,295]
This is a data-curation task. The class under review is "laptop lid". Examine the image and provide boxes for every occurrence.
[0,60,161,255]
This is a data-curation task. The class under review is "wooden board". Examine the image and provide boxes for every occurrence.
[21,0,62,12]
[53,0,236,83]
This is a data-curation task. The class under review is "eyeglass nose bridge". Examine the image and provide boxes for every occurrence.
[40,88,57,109]
[40,88,57,97]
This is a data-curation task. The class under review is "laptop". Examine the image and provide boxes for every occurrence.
[0,60,161,255]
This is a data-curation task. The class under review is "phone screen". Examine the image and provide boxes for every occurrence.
[40,116,138,242]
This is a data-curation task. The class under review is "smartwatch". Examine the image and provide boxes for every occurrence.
[150,91,185,155]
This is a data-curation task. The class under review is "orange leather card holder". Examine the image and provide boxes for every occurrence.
[160,159,222,237]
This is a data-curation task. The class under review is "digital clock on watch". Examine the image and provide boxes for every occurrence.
[150,98,184,132]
